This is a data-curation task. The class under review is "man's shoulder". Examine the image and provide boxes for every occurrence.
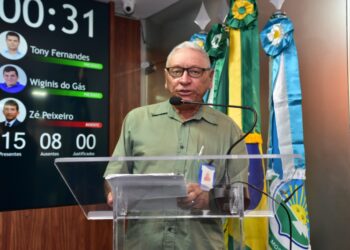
[128,101,168,116]
[204,106,234,123]
[15,82,25,88]
[0,83,7,90]
[13,119,21,126]
[1,49,8,55]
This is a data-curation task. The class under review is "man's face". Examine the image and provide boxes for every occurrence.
[3,71,18,87]
[6,35,19,51]
[164,48,213,103]
[3,104,19,121]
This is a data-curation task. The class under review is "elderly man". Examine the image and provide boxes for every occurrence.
[104,41,248,250]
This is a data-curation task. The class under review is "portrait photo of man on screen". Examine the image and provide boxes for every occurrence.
[0,31,27,60]
[0,99,23,129]
[0,65,27,94]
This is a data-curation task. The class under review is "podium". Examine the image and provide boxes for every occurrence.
[54,154,297,250]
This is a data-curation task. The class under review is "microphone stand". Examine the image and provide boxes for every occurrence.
[171,97,294,249]
[173,97,258,213]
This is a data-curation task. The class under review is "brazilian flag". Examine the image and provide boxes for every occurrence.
[205,0,268,249]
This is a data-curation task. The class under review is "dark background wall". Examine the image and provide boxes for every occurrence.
[0,5,141,249]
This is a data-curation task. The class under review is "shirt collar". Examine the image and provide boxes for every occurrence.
[4,49,21,55]
[151,100,218,125]
[3,82,20,88]
[6,119,16,127]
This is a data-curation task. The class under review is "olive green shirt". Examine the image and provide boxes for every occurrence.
[104,100,248,250]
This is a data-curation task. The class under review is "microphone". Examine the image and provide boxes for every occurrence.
[169,96,183,105]
[169,96,257,155]
[169,96,258,211]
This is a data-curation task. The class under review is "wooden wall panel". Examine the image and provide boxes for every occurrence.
[0,4,141,250]
[0,206,112,250]
[109,16,141,153]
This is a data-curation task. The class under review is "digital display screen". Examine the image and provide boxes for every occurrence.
[0,0,110,211]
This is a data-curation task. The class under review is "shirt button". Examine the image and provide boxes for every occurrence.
[168,227,175,233]
[180,145,184,149]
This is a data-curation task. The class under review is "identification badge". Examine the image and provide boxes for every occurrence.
[198,163,215,191]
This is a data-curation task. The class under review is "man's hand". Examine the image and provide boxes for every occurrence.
[106,191,113,208]
[178,183,209,210]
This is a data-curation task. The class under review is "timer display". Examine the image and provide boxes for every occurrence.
[0,0,95,37]
[0,0,109,211]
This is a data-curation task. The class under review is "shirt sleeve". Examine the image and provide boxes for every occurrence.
[103,112,134,176]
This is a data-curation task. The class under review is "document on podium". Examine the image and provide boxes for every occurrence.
[105,173,188,212]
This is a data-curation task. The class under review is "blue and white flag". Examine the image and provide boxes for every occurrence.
[260,14,311,249]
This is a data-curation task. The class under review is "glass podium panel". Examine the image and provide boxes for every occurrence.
[54,154,299,250]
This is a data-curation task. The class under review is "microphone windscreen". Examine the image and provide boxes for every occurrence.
[169,96,183,106]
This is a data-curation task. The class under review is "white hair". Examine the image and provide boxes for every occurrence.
[166,41,210,68]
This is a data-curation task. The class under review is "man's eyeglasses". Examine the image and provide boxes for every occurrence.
[165,67,211,78]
